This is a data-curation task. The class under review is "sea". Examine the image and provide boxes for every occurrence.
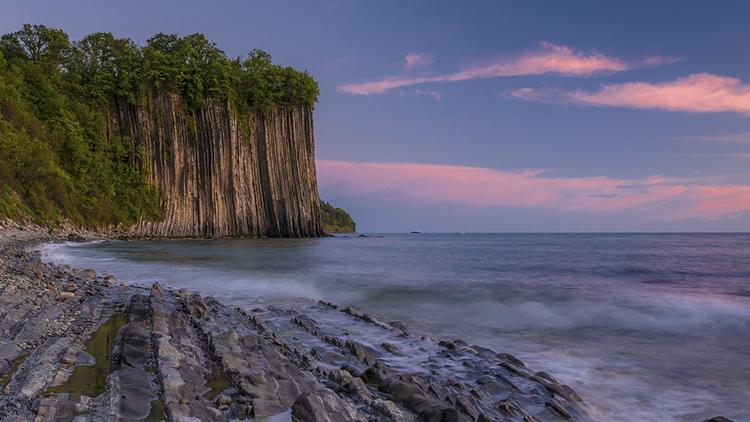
[40,233,750,421]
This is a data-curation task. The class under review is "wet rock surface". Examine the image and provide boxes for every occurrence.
[0,224,591,421]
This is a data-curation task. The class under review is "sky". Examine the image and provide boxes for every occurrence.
[3,0,750,232]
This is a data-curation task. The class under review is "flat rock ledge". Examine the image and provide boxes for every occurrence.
[0,224,593,421]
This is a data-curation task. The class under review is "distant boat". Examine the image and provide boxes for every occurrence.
[410,231,422,234]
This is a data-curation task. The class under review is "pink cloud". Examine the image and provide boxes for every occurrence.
[339,42,667,96]
[446,42,627,80]
[404,53,433,69]
[512,73,750,115]
[317,160,750,220]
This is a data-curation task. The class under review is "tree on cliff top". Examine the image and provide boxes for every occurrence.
[0,25,319,226]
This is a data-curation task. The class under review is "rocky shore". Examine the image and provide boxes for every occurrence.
[0,221,590,421]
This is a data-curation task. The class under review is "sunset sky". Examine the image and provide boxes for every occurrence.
[4,0,750,231]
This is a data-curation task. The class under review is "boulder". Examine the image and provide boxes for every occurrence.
[78,269,96,279]
[291,389,364,422]
[216,395,232,406]
[102,275,117,287]
[66,233,86,242]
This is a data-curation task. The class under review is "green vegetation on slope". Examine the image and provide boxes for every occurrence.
[321,200,357,233]
[0,24,319,226]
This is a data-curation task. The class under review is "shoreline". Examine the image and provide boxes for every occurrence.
[1,221,587,421]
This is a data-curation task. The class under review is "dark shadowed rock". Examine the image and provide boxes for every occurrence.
[65,233,86,242]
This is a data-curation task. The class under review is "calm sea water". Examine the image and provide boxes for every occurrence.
[41,233,750,421]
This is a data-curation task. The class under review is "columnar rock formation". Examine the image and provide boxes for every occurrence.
[107,95,323,238]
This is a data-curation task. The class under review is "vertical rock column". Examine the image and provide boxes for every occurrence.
[108,95,323,238]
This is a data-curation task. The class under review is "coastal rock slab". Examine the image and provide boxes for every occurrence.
[291,389,365,422]
[0,227,589,421]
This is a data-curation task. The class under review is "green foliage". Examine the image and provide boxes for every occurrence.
[320,200,356,233]
[0,24,69,67]
[65,32,142,104]
[142,33,233,109]
[239,49,319,111]
[0,24,317,226]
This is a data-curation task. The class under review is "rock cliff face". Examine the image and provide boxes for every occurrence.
[107,95,323,238]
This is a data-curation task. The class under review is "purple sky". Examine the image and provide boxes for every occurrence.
[3,1,750,231]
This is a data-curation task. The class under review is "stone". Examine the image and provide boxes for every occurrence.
[216,395,232,406]
[230,404,248,419]
[66,233,86,242]
[78,269,96,279]
[23,256,41,270]
[291,389,364,422]
[371,399,414,422]
[345,340,378,365]
[497,353,525,367]
[381,342,402,355]
[59,291,75,300]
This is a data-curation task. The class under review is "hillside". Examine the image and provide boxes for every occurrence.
[320,200,357,233]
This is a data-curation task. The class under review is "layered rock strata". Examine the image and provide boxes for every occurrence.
[0,228,591,421]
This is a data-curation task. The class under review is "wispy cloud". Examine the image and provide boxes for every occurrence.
[400,89,442,101]
[403,53,433,69]
[340,42,672,96]
[686,153,750,159]
[317,160,750,220]
[511,73,750,116]
[680,132,750,144]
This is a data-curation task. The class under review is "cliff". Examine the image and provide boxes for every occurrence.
[108,95,323,238]
[0,26,323,233]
